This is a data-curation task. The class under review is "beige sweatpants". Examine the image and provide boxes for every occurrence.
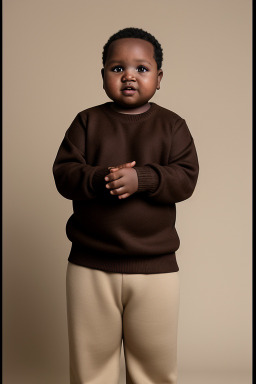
[66,262,180,384]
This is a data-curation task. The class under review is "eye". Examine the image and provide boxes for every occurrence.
[137,66,148,73]
[112,66,124,72]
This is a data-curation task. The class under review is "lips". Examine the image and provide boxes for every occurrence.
[121,85,136,91]
[121,85,137,95]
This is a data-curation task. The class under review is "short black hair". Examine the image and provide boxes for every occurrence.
[102,27,163,70]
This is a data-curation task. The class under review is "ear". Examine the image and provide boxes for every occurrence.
[156,69,163,90]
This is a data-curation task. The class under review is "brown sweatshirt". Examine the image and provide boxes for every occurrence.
[53,102,199,274]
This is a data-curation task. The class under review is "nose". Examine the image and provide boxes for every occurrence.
[121,68,136,82]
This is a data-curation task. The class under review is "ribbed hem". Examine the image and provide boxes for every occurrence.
[68,246,179,274]
[134,166,159,193]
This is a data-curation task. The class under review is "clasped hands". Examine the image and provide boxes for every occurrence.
[105,160,138,200]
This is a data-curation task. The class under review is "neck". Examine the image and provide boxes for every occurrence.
[111,102,151,114]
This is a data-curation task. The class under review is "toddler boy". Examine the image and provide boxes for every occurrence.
[53,27,199,384]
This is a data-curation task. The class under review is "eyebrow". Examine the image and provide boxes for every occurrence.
[106,59,153,66]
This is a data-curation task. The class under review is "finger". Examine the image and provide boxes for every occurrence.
[124,161,136,168]
[109,186,126,195]
[110,161,136,172]
[105,171,121,182]
[106,176,125,190]
[118,193,130,199]
[109,167,119,172]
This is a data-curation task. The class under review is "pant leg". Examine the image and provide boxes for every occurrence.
[66,262,123,384]
[122,272,180,384]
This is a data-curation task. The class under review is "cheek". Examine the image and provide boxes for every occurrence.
[141,77,158,91]
[104,76,119,91]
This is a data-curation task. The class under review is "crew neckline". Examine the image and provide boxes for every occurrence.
[102,102,158,122]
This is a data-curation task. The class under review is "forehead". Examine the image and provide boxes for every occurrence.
[106,38,155,63]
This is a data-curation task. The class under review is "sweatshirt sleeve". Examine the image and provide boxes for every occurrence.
[52,114,109,200]
[134,118,199,204]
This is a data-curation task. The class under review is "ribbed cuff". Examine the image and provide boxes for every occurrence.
[91,167,110,193]
[134,166,159,193]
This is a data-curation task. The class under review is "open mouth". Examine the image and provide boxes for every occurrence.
[121,86,137,95]
[122,86,136,90]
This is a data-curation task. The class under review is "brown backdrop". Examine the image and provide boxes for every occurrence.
[3,0,252,383]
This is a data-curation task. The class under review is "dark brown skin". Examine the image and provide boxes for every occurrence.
[102,38,163,199]
[102,38,163,114]
[104,161,137,200]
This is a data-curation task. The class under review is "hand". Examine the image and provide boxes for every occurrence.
[108,160,136,172]
[105,167,138,199]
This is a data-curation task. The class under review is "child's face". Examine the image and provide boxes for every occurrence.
[102,38,163,113]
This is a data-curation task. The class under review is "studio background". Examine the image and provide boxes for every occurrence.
[3,0,252,383]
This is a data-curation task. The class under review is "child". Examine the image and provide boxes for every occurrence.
[53,27,199,384]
